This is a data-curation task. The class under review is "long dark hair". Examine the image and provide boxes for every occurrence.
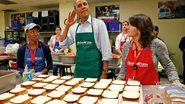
[129,14,154,48]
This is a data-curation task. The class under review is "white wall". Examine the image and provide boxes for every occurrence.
[0,11,5,38]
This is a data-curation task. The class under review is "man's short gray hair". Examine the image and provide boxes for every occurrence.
[73,0,88,8]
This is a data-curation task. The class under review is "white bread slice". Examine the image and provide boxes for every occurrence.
[52,79,66,85]
[124,86,140,92]
[56,85,72,92]
[80,82,95,88]
[127,80,140,86]
[37,74,49,78]
[122,101,139,104]
[63,94,80,103]
[122,91,140,100]
[60,76,72,80]
[99,79,112,84]
[32,82,48,89]
[31,96,52,104]
[47,90,65,99]
[21,81,36,88]
[86,89,103,96]
[10,95,32,104]
[72,87,87,94]
[9,87,27,95]
[0,93,15,103]
[64,80,79,86]
[85,78,98,83]
[46,99,67,104]
[32,78,43,82]
[42,76,60,83]
[93,82,109,90]
[112,80,126,85]
[43,84,59,91]
[102,90,119,99]
[100,98,118,104]
[28,89,46,97]
[109,84,124,92]
[78,96,98,104]
[72,78,84,82]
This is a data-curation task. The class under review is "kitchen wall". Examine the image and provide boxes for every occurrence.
[0,11,5,38]
[59,0,185,75]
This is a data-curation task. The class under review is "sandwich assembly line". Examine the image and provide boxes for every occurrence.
[0,0,185,104]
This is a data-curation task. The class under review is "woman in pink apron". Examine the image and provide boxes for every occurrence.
[117,14,185,88]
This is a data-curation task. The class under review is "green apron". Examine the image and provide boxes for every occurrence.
[74,18,102,78]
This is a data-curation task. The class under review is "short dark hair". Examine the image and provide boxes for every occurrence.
[122,21,129,25]
[129,14,154,48]
[55,26,61,30]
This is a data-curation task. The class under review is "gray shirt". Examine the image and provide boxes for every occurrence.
[118,38,179,82]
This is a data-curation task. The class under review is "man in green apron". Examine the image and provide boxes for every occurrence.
[60,0,112,79]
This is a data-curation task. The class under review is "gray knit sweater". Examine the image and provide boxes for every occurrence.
[118,38,179,82]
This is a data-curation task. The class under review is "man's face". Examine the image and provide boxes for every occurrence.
[122,22,129,31]
[26,28,39,42]
[74,0,89,18]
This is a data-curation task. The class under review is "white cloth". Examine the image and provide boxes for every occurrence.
[115,32,132,50]
[62,16,112,61]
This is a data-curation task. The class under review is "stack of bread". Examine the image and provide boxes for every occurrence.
[165,86,185,104]
[122,80,141,103]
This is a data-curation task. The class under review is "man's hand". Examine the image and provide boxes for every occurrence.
[66,10,77,27]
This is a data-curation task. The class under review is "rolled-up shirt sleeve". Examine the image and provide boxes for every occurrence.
[155,39,179,81]
[98,20,112,61]
[60,27,75,47]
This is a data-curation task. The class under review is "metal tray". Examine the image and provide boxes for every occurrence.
[51,53,64,62]
[109,58,119,65]
[0,70,16,94]
[60,55,76,64]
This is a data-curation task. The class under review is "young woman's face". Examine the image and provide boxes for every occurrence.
[55,28,61,35]
[128,24,140,37]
